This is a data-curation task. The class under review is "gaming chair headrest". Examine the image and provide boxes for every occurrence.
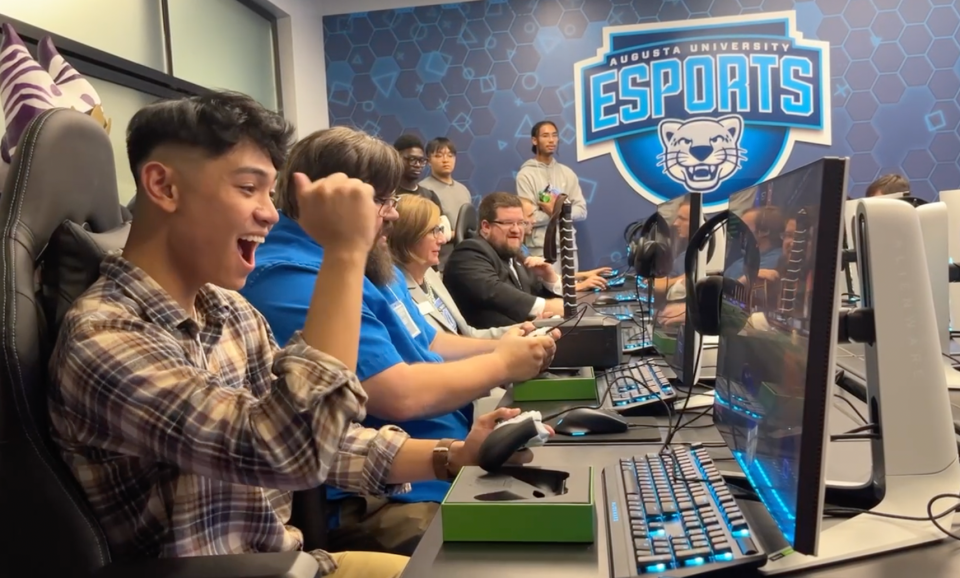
[684,210,761,336]
[455,202,478,244]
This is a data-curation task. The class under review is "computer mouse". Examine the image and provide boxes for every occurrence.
[478,412,550,472]
[594,295,619,306]
[554,408,629,436]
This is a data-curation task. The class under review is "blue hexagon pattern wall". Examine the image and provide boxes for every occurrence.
[324,0,960,268]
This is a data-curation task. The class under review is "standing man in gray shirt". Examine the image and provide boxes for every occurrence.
[515,120,587,273]
[421,137,473,230]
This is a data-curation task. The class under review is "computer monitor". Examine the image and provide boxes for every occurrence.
[712,158,848,556]
[650,193,704,387]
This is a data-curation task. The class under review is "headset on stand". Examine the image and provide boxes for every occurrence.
[630,213,672,280]
[684,210,761,336]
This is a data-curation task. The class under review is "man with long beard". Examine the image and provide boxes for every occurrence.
[242,127,558,557]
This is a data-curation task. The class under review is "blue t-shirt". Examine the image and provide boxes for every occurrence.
[724,248,783,280]
[241,213,471,505]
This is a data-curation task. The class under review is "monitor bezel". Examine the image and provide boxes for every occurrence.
[793,157,848,555]
[650,192,703,388]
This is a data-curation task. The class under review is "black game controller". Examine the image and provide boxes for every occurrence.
[478,414,544,472]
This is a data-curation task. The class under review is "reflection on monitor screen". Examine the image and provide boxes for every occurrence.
[713,159,847,555]
[651,193,702,385]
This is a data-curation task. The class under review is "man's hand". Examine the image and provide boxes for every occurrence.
[294,172,377,253]
[757,269,780,283]
[524,256,559,282]
[493,329,558,383]
[538,196,557,215]
[577,267,612,279]
[449,408,556,471]
[575,275,606,292]
[515,322,537,336]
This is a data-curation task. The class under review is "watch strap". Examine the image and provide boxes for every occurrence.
[432,438,457,481]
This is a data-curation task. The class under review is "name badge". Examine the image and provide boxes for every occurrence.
[417,301,433,316]
[435,297,458,332]
[391,300,421,338]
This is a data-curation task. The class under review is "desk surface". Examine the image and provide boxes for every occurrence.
[405,381,960,578]
[403,443,960,578]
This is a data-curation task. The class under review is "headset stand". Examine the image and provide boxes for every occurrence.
[915,202,960,389]
[760,198,960,574]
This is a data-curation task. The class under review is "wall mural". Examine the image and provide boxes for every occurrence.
[324,0,960,267]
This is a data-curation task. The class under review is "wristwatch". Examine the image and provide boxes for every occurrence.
[432,438,458,481]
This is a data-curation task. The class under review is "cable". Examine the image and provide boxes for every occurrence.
[823,494,960,542]
[832,393,868,425]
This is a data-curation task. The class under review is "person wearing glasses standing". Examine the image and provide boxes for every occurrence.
[393,135,443,210]
[443,192,567,330]
[515,120,587,274]
[243,128,559,557]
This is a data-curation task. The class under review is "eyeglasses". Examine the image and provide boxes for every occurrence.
[403,155,428,166]
[491,220,530,230]
[375,195,399,215]
[425,225,444,238]
[430,152,456,159]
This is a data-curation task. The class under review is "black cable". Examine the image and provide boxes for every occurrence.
[832,393,868,425]
[822,494,960,543]
[829,433,878,441]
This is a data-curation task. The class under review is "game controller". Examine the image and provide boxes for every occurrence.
[478,411,551,472]
[528,326,552,337]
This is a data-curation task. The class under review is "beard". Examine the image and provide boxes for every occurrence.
[490,237,523,261]
[366,238,396,287]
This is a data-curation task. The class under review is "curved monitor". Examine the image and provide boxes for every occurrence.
[713,158,848,555]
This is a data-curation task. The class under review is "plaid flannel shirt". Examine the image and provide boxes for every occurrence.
[48,255,410,575]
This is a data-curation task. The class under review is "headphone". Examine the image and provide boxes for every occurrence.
[630,213,672,279]
[684,210,761,336]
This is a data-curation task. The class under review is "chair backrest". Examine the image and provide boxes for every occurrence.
[0,108,125,575]
[454,202,478,244]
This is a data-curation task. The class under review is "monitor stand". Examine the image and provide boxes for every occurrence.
[759,198,960,575]
[916,202,960,390]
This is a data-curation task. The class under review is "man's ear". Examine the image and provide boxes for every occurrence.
[138,160,178,213]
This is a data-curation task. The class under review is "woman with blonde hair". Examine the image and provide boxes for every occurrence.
[389,195,526,338]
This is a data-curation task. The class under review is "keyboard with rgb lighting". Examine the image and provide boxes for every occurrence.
[601,362,677,416]
[603,445,767,577]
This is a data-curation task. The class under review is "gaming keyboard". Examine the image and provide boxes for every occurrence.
[596,303,644,321]
[603,445,766,577]
[601,362,677,416]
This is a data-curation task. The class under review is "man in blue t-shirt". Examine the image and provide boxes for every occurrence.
[242,127,557,557]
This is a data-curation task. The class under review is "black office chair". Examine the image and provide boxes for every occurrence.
[455,202,478,244]
[0,108,318,578]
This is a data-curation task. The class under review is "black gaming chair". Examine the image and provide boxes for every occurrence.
[0,109,318,578]
[454,202,478,244]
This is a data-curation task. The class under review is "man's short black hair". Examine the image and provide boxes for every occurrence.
[426,137,457,156]
[393,134,424,153]
[126,90,293,189]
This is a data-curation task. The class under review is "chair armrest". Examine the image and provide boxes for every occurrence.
[94,551,319,578]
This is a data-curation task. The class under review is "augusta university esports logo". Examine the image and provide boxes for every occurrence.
[574,12,831,207]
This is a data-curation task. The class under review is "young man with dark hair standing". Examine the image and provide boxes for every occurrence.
[420,137,472,230]
[865,173,910,197]
[242,126,558,558]
[48,91,535,578]
[394,134,443,209]
[443,192,567,329]
[515,120,588,273]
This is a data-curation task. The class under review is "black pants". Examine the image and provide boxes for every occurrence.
[327,497,440,557]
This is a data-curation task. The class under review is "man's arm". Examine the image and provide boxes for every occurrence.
[516,170,551,226]
[567,169,587,222]
[430,331,498,360]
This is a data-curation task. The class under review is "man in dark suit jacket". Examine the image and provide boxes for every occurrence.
[443,192,565,329]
